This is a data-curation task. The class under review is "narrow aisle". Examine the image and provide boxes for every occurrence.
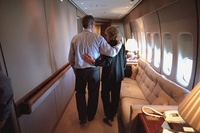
[54,89,119,133]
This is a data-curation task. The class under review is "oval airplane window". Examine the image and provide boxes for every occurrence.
[163,33,173,75]
[183,57,193,83]
[138,32,142,56]
[133,32,139,49]
[147,33,152,63]
[153,33,161,68]
[141,32,146,59]
[163,52,173,75]
[176,33,193,87]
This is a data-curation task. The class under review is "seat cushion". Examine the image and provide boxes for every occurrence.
[120,97,150,132]
[130,65,138,80]
[120,78,146,100]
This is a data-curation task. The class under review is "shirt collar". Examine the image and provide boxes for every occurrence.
[83,29,92,33]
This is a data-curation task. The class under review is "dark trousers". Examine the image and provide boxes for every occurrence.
[75,67,100,121]
[101,80,121,119]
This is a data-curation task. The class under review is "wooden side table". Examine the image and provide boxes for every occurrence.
[137,113,164,133]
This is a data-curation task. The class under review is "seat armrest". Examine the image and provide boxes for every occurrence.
[129,105,178,133]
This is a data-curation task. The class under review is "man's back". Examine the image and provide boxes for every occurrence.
[69,29,122,69]
[70,29,103,68]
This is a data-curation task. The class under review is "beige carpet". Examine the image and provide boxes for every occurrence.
[54,89,119,133]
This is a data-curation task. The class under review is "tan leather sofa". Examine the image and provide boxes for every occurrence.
[118,59,190,133]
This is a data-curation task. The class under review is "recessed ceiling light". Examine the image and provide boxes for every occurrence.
[85,7,87,9]
[81,3,84,5]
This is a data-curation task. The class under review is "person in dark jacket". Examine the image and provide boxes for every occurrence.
[0,71,13,130]
[82,26,126,127]
[69,15,122,125]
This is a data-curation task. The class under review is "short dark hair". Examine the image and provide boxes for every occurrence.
[82,15,95,28]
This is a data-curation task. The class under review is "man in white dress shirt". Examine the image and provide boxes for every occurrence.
[68,15,122,125]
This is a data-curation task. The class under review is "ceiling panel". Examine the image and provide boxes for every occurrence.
[69,0,142,19]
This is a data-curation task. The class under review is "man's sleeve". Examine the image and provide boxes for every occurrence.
[122,45,127,69]
[68,41,75,69]
[99,37,122,57]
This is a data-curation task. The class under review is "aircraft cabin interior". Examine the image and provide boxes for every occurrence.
[0,0,200,133]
